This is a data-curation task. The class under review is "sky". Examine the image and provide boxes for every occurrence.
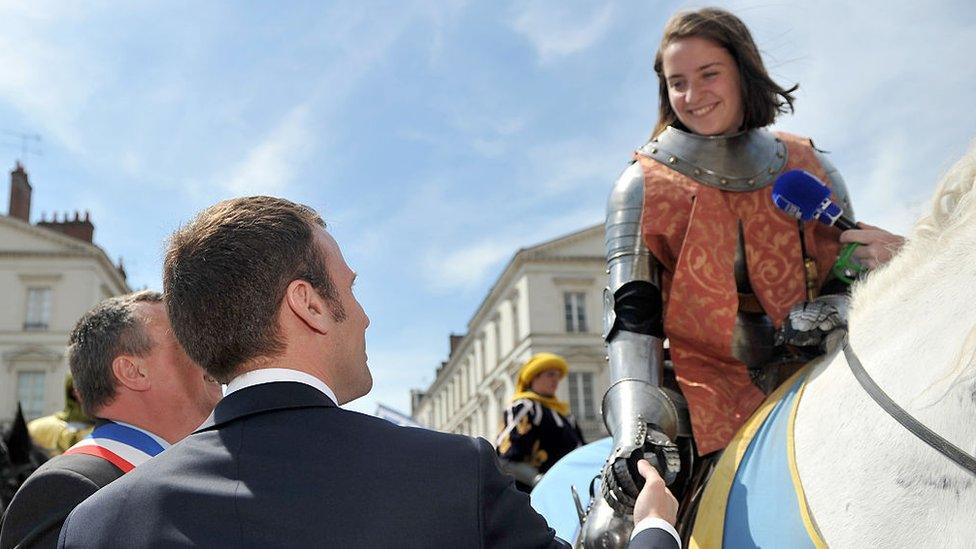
[1,1,974,416]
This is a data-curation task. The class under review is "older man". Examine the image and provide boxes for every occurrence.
[58,197,678,549]
[0,291,222,549]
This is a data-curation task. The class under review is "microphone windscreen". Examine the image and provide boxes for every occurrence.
[771,170,831,221]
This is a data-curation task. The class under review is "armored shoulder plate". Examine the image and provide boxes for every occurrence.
[814,149,855,220]
[605,163,655,294]
[638,126,788,191]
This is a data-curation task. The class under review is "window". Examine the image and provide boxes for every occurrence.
[494,321,503,363]
[563,292,588,333]
[568,372,597,420]
[511,301,521,346]
[17,371,46,421]
[24,287,52,330]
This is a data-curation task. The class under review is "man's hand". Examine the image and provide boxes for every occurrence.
[633,460,678,526]
[839,222,905,270]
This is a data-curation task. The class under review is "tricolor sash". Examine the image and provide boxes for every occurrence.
[62,421,166,473]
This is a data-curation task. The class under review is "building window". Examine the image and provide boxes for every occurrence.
[496,321,503,363]
[564,292,588,333]
[511,301,521,347]
[568,372,597,420]
[17,371,46,420]
[24,287,52,330]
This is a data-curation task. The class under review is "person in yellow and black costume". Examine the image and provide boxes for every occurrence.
[495,353,584,492]
[27,374,95,458]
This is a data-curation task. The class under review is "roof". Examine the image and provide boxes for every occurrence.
[0,214,130,293]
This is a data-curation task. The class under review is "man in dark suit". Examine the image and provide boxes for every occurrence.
[0,291,222,549]
[57,196,680,548]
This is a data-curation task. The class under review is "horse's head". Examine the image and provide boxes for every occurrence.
[0,404,47,511]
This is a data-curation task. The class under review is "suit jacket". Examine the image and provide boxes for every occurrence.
[629,527,680,549]
[59,381,570,548]
[0,453,123,549]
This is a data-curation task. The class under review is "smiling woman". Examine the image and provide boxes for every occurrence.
[589,6,865,542]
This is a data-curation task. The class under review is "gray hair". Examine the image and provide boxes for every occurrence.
[68,290,163,417]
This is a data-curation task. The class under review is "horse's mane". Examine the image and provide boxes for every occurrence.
[851,140,976,316]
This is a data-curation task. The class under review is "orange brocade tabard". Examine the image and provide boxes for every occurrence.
[639,132,842,455]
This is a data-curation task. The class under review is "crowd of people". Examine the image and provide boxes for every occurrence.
[0,6,913,549]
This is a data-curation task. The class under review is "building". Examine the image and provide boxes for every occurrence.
[411,224,611,443]
[1,163,129,427]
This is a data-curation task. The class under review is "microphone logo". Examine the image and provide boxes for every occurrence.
[772,195,805,220]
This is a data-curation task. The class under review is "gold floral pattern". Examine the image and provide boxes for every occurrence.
[639,132,842,454]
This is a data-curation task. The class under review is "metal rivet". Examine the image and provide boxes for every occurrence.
[776,151,784,158]
[605,269,610,274]
[650,147,658,154]
[668,156,677,164]
[768,168,776,174]
[747,179,755,186]
[720,178,728,185]
[693,168,702,176]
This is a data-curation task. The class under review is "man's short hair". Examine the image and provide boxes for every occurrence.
[163,196,344,383]
[68,291,163,417]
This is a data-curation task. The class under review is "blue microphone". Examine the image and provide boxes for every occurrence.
[771,170,856,231]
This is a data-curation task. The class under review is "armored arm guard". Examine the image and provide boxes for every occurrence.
[598,162,681,512]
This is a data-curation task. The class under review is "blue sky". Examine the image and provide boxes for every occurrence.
[2,1,974,416]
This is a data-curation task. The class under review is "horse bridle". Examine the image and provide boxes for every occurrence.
[842,335,976,476]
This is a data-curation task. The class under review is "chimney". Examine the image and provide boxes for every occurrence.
[37,209,95,243]
[449,333,465,358]
[8,162,32,222]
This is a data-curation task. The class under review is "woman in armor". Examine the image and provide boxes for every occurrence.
[596,6,856,527]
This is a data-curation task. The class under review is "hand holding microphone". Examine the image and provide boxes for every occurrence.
[772,169,864,282]
[839,222,905,270]
[771,169,904,279]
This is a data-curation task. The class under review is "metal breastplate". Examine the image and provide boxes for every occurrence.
[638,126,788,191]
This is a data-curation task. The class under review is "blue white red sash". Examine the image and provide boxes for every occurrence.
[62,421,167,473]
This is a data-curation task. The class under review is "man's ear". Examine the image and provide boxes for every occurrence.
[285,279,333,335]
[111,355,150,392]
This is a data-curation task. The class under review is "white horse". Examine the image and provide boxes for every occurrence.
[793,143,976,547]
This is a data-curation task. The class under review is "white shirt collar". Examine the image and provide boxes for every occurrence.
[110,419,172,450]
[225,368,339,406]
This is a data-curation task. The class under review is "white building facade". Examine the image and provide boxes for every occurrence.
[411,225,611,443]
[1,164,129,427]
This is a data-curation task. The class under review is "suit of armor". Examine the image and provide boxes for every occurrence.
[579,127,852,547]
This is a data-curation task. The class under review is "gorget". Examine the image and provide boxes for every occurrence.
[637,126,788,191]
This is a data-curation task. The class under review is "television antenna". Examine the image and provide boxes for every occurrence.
[1,130,43,163]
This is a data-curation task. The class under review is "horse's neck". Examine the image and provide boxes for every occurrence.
[794,234,976,548]
[847,235,976,414]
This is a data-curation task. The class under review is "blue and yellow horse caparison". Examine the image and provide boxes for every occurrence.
[691,366,825,548]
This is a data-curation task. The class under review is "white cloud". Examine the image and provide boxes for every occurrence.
[0,4,106,153]
[220,103,313,197]
[511,1,615,63]
[722,0,976,234]
[527,136,627,193]
[424,239,515,293]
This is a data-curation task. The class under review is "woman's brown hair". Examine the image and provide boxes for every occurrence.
[651,7,797,137]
